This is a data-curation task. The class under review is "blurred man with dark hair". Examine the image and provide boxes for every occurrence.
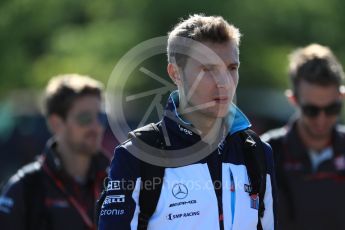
[0,74,109,230]
[262,44,345,230]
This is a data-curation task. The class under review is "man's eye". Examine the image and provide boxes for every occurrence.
[202,67,211,72]
[229,66,238,71]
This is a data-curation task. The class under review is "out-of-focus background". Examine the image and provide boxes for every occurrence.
[1,0,345,184]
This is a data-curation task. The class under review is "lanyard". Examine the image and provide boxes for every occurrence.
[42,162,98,230]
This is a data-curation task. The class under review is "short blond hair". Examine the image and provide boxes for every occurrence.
[44,74,104,118]
[167,14,241,68]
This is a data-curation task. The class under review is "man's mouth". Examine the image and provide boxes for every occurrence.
[214,96,229,104]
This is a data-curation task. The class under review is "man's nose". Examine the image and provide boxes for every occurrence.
[215,70,231,88]
[314,110,329,123]
[92,114,105,130]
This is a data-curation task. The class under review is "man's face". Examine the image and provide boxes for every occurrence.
[296,80,342,140]
[179,41,239,118]
[60,95,104,156]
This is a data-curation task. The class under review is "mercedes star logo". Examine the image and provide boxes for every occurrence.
[172,183,188,199]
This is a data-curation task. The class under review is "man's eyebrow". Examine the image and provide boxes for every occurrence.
[199,61,240,67]
[201,64,218,67]
[228,62,240,66]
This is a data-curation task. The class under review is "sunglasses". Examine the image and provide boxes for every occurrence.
[301,101,342,118]
[73,112,107,127]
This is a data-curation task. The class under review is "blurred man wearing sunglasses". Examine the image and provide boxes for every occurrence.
[262,44,345,230]
[0,74,109,230]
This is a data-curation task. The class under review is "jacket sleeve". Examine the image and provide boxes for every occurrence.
[98,144,141,230]
[261,142,278,230]
[0,174,27,230]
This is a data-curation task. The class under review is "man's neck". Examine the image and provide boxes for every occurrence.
[180,109,225,142]
[297,121,331,152]
[56,143,91,181]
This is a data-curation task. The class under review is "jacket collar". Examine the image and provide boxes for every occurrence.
[162,91,252,144]
[284,118,345,171]
[43,138,108,184]
[285,117,345,153]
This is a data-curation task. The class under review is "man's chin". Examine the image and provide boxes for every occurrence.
[207,108,229,118]
[309,130,331,140]
[205,105,229,117]
[214,108,230,118]
[81,143,101,155]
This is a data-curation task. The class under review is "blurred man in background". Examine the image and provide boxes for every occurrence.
[262,44,345,230]
[0,74,109,230]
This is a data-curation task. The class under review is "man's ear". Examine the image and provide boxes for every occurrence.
[47,114,64,135]
[340,85,345,99]
[285,89,298,106]
[167,63,182,86]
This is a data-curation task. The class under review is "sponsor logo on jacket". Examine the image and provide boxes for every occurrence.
[102,195,125,208]
[107,180,121,191]
[244,184,252,193]
[100,208,125,216]
[250,194,259,210]
[172,183,188,199]
[166,211,200,220]
[169,200,197,208]
[178,125,193,136]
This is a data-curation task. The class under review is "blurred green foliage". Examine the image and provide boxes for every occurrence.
[0,0,345,96]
